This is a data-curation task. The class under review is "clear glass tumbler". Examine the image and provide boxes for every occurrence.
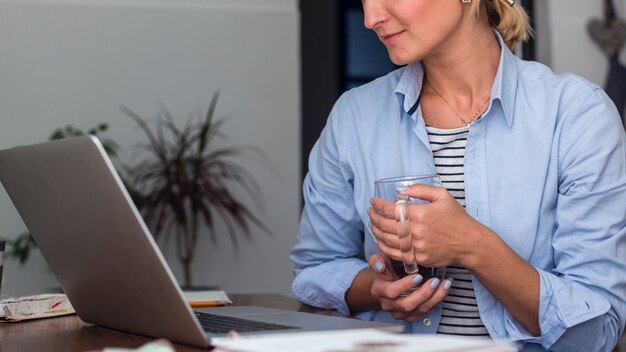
[374,175,446,287]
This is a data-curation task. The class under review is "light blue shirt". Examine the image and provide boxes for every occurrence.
[290,33,626,351]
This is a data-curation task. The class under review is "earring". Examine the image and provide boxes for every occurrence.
[462,0,471,3]
[506,0,514,5]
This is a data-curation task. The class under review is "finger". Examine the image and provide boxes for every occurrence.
[371,197,396,219]
[369,211,401,246]
[372,273,425,300]
[372,230,402,261]
[368,253,387,273]
[369,207,401,240]
[368,254,398,281]
[406,183,447,203]
[378,274,431,318]
[416,278,452,313]
[369,212,402,261]
[403,277,451,318]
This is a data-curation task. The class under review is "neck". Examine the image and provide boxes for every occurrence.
[422,25,501,105]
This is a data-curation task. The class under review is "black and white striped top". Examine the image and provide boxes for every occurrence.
[426,124,490,337]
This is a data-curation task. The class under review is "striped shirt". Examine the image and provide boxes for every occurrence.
[426,124,490,337]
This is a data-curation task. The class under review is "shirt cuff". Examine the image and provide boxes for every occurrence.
[503,309,541,344]
[540,270,611,346]
[504,268,611,350]
[292,258,370,316]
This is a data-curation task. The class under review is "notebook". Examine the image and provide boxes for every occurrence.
[0,136,402,348]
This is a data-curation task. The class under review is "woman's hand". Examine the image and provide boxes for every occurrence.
[369,183,482,268]
[367,253,451,322]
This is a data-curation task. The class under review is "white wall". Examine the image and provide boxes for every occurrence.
[534,0,626,128]
[0,0,300,297]
[541,0,626,86]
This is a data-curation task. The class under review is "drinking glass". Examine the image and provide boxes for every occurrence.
[374,175,446,288]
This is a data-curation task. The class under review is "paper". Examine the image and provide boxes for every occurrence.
[0,293,75,322]
[213,328,518,352]
[103,339,175,352]
[183,290,232,307]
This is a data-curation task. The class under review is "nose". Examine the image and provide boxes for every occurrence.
[363,0,387,30]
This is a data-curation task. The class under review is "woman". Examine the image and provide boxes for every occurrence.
[290,1,626,351]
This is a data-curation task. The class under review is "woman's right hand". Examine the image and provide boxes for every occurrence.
[368,253,451,322]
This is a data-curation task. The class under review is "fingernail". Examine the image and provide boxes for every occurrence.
[411,274,424,284]
[374,261,384,272]
[370,198,374,205]
[443,278,453,291]
[368,222,372,229]
[430,278,441,289]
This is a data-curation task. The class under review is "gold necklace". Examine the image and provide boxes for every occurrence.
[425,78,490,126]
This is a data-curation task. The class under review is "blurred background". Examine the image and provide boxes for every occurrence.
[0,0,624,298]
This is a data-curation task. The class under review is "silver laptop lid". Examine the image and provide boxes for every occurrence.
[0,136,209,348]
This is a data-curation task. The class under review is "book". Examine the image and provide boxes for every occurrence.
[183,290,232,308]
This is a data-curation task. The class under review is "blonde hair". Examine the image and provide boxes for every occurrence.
[468,0,533,50]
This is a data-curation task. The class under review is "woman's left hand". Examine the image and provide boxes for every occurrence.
[369,183,481,268]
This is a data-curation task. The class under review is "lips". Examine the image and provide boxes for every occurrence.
[380,31,404,45]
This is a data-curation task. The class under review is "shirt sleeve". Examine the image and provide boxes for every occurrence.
[290,95,369,316]
[506,87,626,351]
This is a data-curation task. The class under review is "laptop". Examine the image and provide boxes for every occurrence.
[0,136,402,348]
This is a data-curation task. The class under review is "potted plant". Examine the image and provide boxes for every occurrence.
[121,92,270,287]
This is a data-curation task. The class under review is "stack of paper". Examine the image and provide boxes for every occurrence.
[213,328,518,352]
[0,293,75,322]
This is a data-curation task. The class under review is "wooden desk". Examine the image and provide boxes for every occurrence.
[1,293,625,351]
[0,294,338,351]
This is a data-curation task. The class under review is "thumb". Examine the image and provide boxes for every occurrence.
[406,183,445,203]
[368,253,387,273]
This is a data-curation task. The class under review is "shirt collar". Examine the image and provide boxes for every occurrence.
[395,61,424,117]
[491,30,518,127]
[394,30,519,127]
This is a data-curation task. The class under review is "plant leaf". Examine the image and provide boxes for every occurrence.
[123,93,274,281]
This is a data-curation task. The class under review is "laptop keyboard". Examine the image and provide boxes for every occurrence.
[194,312,301,334]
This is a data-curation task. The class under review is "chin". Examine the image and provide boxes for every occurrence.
[387,50,417,66]
[388,55,411,66]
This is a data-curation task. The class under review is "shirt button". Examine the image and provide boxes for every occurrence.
[422,318,432,327]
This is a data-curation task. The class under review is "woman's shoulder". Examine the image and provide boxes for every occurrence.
[515,58,600,100]
[515,57,621,136]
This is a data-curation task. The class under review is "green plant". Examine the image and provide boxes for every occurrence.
[3,124,119,265]
[3,231,37,265]
[121,92,270,287]
[49,123,119,157]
